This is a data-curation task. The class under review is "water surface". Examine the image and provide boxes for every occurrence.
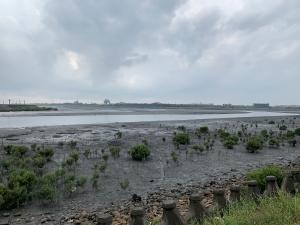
[0,111,296,128]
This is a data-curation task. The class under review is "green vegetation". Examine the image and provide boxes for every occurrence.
[109,146,121,159]
[203,192,300,225]
[295,128,300,136]
[128,144,150,161]
[171,151,178,163]
[223,135,239,149]
[0,104,57,112]
[246,165,283,190]
[173,132,190,146]
[246,136,264,153]
[119,179,129,190]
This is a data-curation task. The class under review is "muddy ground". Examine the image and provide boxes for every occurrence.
[0,114,300,224]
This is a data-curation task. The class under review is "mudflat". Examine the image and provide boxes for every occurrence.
[0,113,300,224]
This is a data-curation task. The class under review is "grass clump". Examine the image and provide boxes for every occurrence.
[203,192,300,225]
[128,144,150,161]
[246,165,283,190]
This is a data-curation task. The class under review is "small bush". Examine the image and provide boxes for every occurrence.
[279,125,287,131]
[199,126,209,133]
[269,139,280,148]
[171,151,178,163]
[114,131,122,139]
[246,165,283,190]
[192,145,205,152]
[246,136,263,153]
[223,135,239,149]
[173,133,190,146]
[295,128,300,136]
[109,147,121,159]
[11,145,29,157]
[38,148,54,161]
[128,144,150,161]
[120,179,129,190]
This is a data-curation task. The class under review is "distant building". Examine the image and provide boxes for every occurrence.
[223,104,233,108]
[253,103,270,108]
[104,99,111,105]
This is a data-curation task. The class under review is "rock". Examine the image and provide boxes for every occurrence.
[2,213,9,217]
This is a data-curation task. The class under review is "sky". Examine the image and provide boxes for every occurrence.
[0,0,300,105]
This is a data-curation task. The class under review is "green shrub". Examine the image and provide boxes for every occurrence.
[38,148,54,161]
[246,136,263,153]
[120,179,129,190]
[269,139,280,148]
[279,125,287,131]
[109,147,121,159]
[69,151,79,163]
[246,165,283,190]
[171,151,178,163]
[11,146,29,157]
[102,153,109,161]
[199,126,209,133]
[223,135,239,149]
[76,176,87,188]
[36,183,56,202]
[114,131,122,139]
[173,132,190,146]
[295,128,300,136]
[287,130,295,138]
[128,144,150,161]
[218,129,230,140]
[268,120,275,124]
[192,145,205,152]
[33,156,47,168]
[68,140,77,149]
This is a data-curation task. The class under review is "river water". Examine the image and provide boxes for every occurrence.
[0,111,297,128]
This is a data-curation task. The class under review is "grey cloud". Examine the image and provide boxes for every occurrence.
[0,0,299,104]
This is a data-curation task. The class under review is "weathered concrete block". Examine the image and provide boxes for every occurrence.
[186,193,205,224]
[229,186,241,202]
[96,214,112,225]
[129,207,148,225]
[212,189,227,211]
[264,176,279,197]
[281,171,295,194]
[247,180,260,200]
[161,200,185,225]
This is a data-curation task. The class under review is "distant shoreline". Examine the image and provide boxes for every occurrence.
[0,104,57,113]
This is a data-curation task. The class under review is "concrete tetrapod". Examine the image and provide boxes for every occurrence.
[96,214,113,225]
[264,176,279,197]
[186,193,205,224]
[129,207,148,225]
[161,200,185,225]
[229,186,241,203]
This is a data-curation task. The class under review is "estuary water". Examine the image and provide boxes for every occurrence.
[0,111,296,128]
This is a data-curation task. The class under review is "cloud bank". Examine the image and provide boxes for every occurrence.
[0,0,300,104]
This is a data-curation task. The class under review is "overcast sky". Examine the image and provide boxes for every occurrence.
[0,0,299,105]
